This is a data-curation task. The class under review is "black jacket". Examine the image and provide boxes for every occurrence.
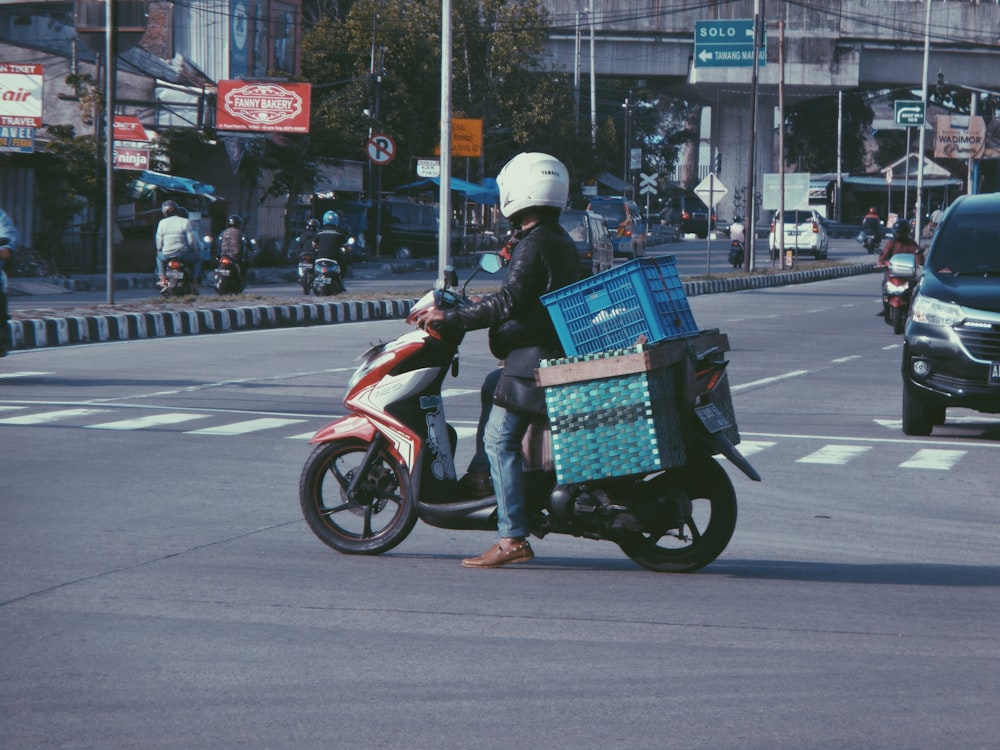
[441,217,578,413]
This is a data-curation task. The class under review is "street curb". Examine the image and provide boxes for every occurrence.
[4,262,879,352]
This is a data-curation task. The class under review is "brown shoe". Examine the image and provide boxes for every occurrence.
[457,471,493,499]
[461,539,534,568]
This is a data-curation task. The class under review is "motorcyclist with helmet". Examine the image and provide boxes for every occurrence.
[412,152,579,568]
[861,206,883,253]
[313,211,348,282]
[216,214,251,289]
[155,200,201,291]
[878,219,922,266]
[291,218,321,261]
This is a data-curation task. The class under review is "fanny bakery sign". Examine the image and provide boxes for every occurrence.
[216,81,311,133]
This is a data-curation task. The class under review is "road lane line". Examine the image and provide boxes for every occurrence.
[85,413,207,430]
[730,440,775,456]
[831,355,861,364]
[899,449,966,470]
[730,370,810,393]
[186,418,306,436]
[0,408,109,425]
[797,444,872,465]
[0,371,52,379]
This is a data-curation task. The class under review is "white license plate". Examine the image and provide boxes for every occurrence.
[166,270,184,278]
[216,268,230,276]
[990,362,1000,386]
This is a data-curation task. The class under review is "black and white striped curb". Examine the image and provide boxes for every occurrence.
[7,299,417,351]
[5,263,878,352]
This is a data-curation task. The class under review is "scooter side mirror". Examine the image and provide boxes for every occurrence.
[479,253,504,274]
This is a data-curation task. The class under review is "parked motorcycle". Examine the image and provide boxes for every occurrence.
[880,252,918,334]
[298,254,760,573]
[162,256,196,297]
[311,256,345,295]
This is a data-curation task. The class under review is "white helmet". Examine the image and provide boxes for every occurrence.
[496,152,570,219]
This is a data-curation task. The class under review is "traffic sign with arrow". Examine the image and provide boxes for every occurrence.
[694,19,766,68]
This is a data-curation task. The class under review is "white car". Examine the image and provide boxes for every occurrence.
[768,209,829,260]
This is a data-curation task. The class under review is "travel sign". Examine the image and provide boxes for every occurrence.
[694,19,766,68]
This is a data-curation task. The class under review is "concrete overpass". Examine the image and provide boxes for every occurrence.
[539,0,1000,221]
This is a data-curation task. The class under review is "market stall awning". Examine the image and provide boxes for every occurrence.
[134,171,221,201]
[396,176,498,204]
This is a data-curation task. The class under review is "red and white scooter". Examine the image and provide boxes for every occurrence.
[298,255,759,572]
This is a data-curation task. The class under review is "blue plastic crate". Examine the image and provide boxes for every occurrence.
[541,256,697,356]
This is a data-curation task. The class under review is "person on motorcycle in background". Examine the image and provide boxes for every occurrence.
[878,219,922,266]
[862,206,883,244]
[291,218,320,261]
[216,214,250,283]
[313,211,348,277]
[155,200,201,292]
[412,152,579,568]
[729,215,745,244]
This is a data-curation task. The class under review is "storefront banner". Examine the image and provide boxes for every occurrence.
[0,62,44,128]
[216,80,310,133]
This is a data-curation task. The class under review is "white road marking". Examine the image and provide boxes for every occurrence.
[0,406,27,412]
[85,413,207,430]
[287,431,318,440]
[0,408,108,425]
[441,388,480,398]
[730,370,810,393]
[731,440,776,456]
[831,355,861,364]
[185,418,306,436]
[899,449,966,470]
[797,444,872,465]
[0,371,52,379]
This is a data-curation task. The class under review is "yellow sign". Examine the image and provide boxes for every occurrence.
[434,118,483,158]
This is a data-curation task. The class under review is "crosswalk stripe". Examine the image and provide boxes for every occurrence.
[899,449,966,470]
[85,413,207,430]
[797,444,872,465]
[186,418,306,436]
[0,408,108,425]
[732,440,776,456]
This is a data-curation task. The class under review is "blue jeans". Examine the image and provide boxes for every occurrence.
[483,402,532,539]
[156,250,202,280]
[467,367,502,475]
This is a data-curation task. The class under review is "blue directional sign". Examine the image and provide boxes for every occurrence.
[694,19,766,68]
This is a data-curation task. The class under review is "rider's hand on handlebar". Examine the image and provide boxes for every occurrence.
[411,306,446,333]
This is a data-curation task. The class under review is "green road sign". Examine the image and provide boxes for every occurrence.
[694,19,766,68]
[894,100,925,127]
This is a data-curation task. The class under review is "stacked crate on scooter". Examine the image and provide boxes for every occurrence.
[538,257,737,485]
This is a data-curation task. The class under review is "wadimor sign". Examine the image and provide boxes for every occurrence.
[933,115,1000,160]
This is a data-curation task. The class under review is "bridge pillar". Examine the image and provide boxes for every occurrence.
[711,93,778,230]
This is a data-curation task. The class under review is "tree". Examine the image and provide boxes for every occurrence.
[300,0,591,188]
[783,92,873,173]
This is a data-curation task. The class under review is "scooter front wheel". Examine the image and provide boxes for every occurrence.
[299,439,417,555]
[616,456,737,573]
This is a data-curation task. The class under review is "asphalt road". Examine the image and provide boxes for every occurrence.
[2,271,998,749]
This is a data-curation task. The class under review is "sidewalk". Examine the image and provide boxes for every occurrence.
[4,260,879,354]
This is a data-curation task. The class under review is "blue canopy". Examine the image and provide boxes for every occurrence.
[135,171,220,200]
[396,176,498,204]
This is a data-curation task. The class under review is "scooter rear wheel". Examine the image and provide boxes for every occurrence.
[299,439,417,554]
[616,456,737,573]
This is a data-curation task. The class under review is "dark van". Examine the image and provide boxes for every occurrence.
[368,200,440,259]
[901,193,1000,435]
